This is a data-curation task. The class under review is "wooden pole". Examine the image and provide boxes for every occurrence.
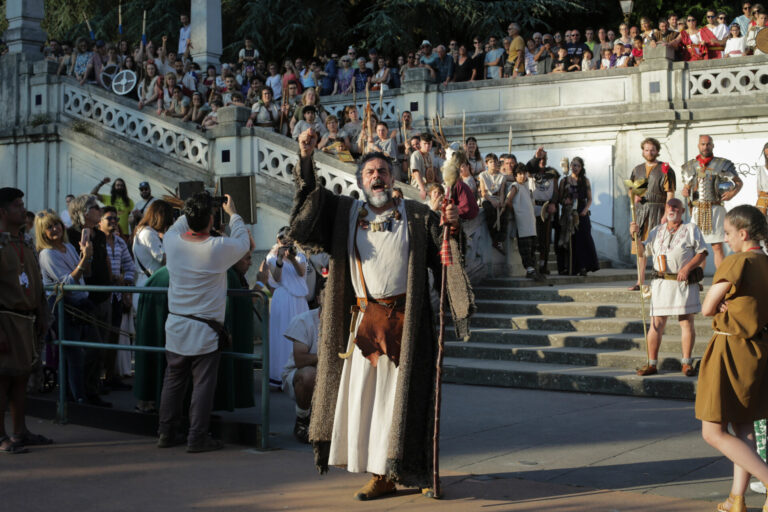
[118,1,123,35]
[462,110,465,144]
[507,125,513,154]
[142,10,147,45]
[629,198,650,362]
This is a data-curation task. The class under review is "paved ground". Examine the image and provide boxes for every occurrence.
[5,383,766,511]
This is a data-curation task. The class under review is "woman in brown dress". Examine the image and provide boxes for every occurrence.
[696,205,768,512]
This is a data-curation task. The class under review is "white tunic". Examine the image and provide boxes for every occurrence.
[164,214,250,356]
[328,199,409,475]
[509,181,537,238]
[691,204,726,244]
[267,249,309,385]
[644,222,707,317]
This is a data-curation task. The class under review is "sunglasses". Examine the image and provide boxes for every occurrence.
[706,15,715,18]
[104,216,118,221]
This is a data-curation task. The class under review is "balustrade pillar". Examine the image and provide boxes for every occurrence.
[4,0,46,58]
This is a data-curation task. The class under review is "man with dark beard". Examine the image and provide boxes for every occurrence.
[289,128,474,500]
[526,147,559,275]
[628,138,676,290]
[91,177,135,238]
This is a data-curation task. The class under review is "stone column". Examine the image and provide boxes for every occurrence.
[190,0,222,70]
[4,0,46,58]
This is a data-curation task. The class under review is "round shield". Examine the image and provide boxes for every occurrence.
[757,29,768,54]
[101,64,120,89]
[112,70,137,96]
[717,179,735,199]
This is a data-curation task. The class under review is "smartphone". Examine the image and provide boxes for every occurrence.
[80,228,90,244]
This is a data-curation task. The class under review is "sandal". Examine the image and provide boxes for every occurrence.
[12,432,53,446]
[0,435,29,454]
[627,284,641,291]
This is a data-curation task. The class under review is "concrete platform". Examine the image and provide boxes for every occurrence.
[4,384,764,511]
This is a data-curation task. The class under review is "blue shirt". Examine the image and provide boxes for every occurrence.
[321,59,337,92]
[485,48,504,78]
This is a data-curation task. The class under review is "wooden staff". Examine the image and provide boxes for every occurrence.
[118,1,123,35]
[278,92,287,135]
[142,10,147,45]
[83,12,95,41]
[432,154,459,499]
[507,125,513,154]
[462,110,466,144]
[624,179,650,360]
[437,115,446,145]
[378,84,384,118]
[352,78,356,109]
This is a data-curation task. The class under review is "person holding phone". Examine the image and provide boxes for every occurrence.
[266,227,308,389]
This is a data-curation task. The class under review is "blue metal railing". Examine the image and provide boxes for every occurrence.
[46,284,270,450]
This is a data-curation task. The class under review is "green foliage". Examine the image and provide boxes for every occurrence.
[3,1,741,65]
[0,0,7,35]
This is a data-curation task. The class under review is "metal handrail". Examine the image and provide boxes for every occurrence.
[46,284,270,450]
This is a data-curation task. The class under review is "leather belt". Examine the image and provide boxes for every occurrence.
[354,294,406,313]
[534,200,547,206]
[691,200,722,207]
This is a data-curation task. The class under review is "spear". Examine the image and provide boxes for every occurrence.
[278,92,286,135]
[118,1,123,36]
[462,110,466,144]
[507,125,513,154]
[142,10,147,46]
[352,77,356,109]
[624,178,650,362]
[432,152,459,499]
[378,84,384,118]
[83,12,95,41]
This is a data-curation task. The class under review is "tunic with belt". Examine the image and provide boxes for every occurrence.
[0,233,48,376]
[695,251,768,422]
[630,161,676,243]
[757,165,768,215]
[289,155,475,487]
[681,156,737,244]
[643,222,707,317]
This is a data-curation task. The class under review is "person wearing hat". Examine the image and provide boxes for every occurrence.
[419,40,439,79]
[129,182,156,233]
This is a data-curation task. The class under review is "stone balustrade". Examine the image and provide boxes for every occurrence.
[61,82,210,169]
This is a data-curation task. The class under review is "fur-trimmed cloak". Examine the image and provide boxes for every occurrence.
[289,155,474,488]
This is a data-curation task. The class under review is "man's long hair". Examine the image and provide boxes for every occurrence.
[111,179,129,205]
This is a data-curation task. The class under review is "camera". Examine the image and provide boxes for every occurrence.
[212,196,228,207]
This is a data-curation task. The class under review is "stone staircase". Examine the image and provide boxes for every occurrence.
[444,268,707,401]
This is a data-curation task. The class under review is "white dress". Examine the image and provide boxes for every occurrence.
[644,222,707,317]
[328,199,409,475]
[267,249,309,386]
[510,181,536,238]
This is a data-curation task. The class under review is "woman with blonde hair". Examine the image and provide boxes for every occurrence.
[289,87,328,132]
[35,209,93,404]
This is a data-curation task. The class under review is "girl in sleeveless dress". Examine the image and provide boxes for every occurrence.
[696,205,768,512]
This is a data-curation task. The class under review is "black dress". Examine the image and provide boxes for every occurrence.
[454,57,474,82]
[558,177,600,275]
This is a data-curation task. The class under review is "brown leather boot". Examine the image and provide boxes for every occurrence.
[353,474,396,501]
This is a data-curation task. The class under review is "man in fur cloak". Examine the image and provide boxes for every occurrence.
[288,128,475,500]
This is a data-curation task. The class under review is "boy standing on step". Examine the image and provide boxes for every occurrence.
[506,164,542,280]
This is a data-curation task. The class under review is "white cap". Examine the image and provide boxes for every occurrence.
[421,40,431,47]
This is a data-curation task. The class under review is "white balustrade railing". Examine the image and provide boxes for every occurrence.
[254,136,362,198]
[61,83,209,169]
[688,62,768,97]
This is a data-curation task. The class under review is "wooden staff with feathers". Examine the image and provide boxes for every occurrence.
[432,153,459,498]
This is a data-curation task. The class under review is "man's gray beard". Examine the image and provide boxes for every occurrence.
[364,187,392,208]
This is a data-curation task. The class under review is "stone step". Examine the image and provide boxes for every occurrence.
[474,299,698,318]
[442,357,697,400]
[480,269,639,288]
[472,283,653,302]
[450,328,709,354]
[444,342,701,371]
[464,313,714,336]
